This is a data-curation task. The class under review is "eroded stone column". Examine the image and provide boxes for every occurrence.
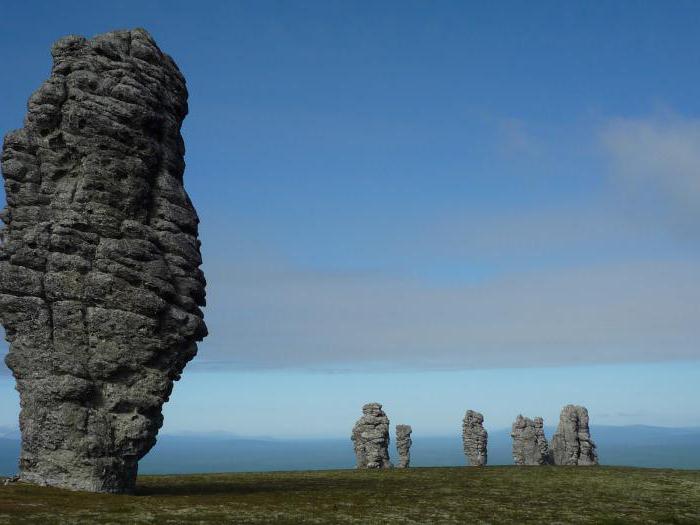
[0,29,206,493]
[395,424,412,468]
[511,415,550,465]
[351,403,392,469]
[462,410,488,466]
[551,405,598,465]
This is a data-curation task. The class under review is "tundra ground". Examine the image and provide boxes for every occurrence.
[1,466,699,524]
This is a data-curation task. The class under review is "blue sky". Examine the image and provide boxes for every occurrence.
[1,1,699,436]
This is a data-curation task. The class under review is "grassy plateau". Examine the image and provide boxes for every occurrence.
[1,466,699,524]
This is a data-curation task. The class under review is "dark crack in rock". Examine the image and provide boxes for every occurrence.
[462,410,488,466]
[551,405,598,466]
[395,424,412,468]
[0,29,206,493]
[511,415,550,465]
[351,403,392,469]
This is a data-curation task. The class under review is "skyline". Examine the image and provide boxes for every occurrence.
[1,1,699,436]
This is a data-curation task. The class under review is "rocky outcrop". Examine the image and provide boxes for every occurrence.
[551,405,598,466]
[395,424,412,468]
[0,29,206,493]
[462,410,488,466]
[511,415,550,465]
[351,403,392,469]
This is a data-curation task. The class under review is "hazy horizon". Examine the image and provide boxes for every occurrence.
[3,424,700,476]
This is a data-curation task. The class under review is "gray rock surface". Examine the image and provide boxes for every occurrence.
[462,410,488,466]
[351,403,392,469]
[0,29,206,493]
[395,424,412,468]
[511,415,550,465]
[551,405,598,466]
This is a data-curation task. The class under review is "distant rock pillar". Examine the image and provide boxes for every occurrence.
[551,405,598,465]
[511,415,551,465]
[351,403,392,469]
[395,425,412,468]
[462,410,488,466]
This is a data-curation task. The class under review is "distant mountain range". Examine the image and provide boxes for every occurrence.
[1,425,698,476]
[0,426,19,440]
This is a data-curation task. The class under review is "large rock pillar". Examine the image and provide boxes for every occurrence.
[0,29,206,493]
[551,405,598,465]
[351,403,392,469]
[511,415,550,465]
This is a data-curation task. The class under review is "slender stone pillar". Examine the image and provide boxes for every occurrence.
[462,410,488,466]
[395,424,412,468]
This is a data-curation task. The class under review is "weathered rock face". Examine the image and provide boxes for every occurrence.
[351,403,392,469]
[0,29,206,493]
[395,424,412,468]
[551,405,598,466]
[511,415,550,465]
[462,410,488,466]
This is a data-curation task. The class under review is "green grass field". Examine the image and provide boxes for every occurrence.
[1,466,699,524]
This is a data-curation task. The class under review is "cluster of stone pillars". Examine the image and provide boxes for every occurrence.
[351,403,598,469]
[351,403,412,469]
[511,405,598,466]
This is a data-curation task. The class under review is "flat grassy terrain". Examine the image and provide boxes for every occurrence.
[1,466,699,524]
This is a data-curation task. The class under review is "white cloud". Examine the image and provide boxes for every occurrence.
[602,114,700,236]
[196,250,700,370]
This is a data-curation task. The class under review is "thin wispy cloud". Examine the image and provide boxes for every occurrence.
[197,247,699,370]
[602,114,700,238]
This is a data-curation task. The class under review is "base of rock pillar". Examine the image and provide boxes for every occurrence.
[19,455,138,494]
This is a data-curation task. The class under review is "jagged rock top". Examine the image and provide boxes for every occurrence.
[0,29,206,493]
[551,405,598,466]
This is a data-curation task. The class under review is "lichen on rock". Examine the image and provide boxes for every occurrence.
[0,29,206,493]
